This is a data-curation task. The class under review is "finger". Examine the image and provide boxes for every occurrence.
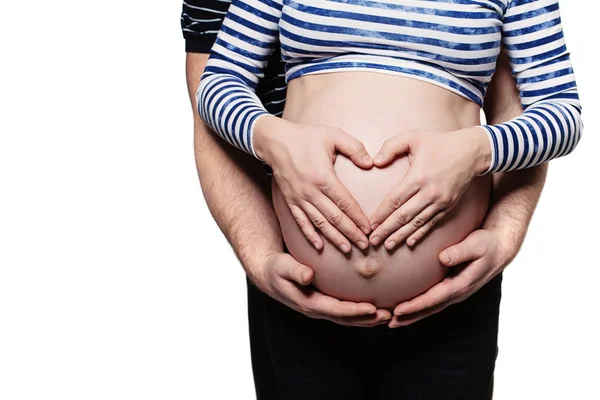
[305,291,377,318]
[316,174,371,236]
[388,302,451,328]
[369,178,419,232]
[405,208,449,247]
[302,201,353,253]
[331,129,373,169]
[274,256,315,286]
[373,132,414,167]
[310,192,369,249]
[370,193,432,248]
[393,278,461,316]
[334,309,393,327]
[439,230,487,267]
[288,203,323,250]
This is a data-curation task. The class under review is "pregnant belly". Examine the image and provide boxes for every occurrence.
[271,72,492,310]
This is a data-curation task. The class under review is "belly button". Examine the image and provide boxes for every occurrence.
[354,256,383,280]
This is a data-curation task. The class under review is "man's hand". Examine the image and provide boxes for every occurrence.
[254,252,392,327]
[388,229,512,328]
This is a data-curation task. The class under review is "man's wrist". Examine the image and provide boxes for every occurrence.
[242,246,281,287]
[482,218,523,266]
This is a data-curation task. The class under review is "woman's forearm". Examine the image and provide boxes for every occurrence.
[196,0,283,160]
[478,0,582,174]
[187,53,283,281]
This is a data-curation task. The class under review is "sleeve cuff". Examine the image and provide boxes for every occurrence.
[477,125,498,175]
[249,112,271,162]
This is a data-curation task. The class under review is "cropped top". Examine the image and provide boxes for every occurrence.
[196,0,583,173]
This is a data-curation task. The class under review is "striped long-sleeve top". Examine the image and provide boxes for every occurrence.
[196,0,583,174]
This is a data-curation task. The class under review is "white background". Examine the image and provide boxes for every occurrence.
[0,1,598,399]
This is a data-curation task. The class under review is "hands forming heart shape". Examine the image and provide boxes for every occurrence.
[253,117,504,328]
[256,116,492,252]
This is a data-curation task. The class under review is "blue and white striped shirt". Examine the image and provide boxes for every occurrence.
[197,0,583,173]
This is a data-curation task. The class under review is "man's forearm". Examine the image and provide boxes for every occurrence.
[482,50,548,259]
[484,166,547,257]
[186,53,282,282]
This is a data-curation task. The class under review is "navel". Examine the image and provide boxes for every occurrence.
[353,255,383,280]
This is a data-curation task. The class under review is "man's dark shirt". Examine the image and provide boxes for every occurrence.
[181,0,287,116]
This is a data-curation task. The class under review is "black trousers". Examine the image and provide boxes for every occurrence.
[246,270,503,400]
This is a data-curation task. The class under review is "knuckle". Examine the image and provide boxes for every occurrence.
[294,215,306,228]
[439,194,453,205]
[297,184,313,199]
[426,187,439,199]
[412,173,427,186]
[312,216,328,230]
[310,173,330,190]
[389,196,403,210]
[412,217,424,228]
[396,211,411,225]
[428,217,439,228]
[326,212,343,226]
[335,197,352,212]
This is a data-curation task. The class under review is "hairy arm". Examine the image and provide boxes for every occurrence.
[390,50,549,325]
[187,52,389,325]
[186,52,280,284]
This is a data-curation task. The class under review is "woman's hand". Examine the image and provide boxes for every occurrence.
[368,127,492,250]
[254,116,373,253]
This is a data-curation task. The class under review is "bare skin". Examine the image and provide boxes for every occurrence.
[272,72,492,309]
[187,53,392,326]
[390,51,548,327]
[188,49,547,326]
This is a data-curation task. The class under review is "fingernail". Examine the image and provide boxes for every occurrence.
[385,240,396,250]
[442,251,452,264]
[340,243,350,253]
[394,310,403,316]
[301,271,309,282]
[370,222,379,230]
[382,315,392,322]
[407,238,415,246]
[362,155,372,164]
[357,240,368,250]
[374,153,383,162]
[313,241,321,249]
[370,236,381,246]
[361,225,371,235]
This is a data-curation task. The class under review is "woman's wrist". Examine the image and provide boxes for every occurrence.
[253,114,288,164]
[253,115,299,165]
[464,126,494,176]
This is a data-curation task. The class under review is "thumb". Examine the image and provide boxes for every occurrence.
[278,257,314,286]
[439,231,484,267]
[331,129,373,169]
[373,132,413,166]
